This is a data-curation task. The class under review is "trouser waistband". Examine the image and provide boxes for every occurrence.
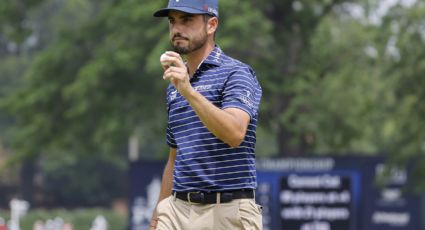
[173,189,255,204]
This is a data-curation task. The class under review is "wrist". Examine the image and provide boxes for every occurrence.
[180,86,196,99]
[150,217,158,227]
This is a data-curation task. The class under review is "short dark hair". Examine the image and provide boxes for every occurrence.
[203,14,214,22]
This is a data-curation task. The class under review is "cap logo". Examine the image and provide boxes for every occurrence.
[208,7,218,16]
[154,0,218,17]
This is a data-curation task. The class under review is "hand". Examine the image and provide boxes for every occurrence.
[149,217,158,230]
[161,52,193,96]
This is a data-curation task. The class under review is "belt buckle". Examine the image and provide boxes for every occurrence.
[187,191,202,204]
[221,192,233,203]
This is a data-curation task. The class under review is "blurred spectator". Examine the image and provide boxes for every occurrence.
[32,218,72,230]
[0,217,7,230]
[62,223,73,230]
[9,199,29,230]
[44,217,65,230]
[90,215,107,230]
[32,220,44,230]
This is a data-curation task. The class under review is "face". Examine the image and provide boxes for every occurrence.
[168,11,209,55]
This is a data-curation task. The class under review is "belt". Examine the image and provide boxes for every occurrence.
[173,189,254,204]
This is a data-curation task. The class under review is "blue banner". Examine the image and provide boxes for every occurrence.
[129,157,422,230]
[129,161,163,230]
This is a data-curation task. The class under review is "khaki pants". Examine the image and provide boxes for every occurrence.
[156,195,263,230]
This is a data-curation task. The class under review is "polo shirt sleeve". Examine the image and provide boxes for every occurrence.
[222,66,261,119]
[166,87,178,148]
[166,123,177,148]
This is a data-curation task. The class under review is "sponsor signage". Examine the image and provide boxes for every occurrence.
[129,161,163,230]
[129,157,422,230]
[362,163,421,230]
[280,174,354,230]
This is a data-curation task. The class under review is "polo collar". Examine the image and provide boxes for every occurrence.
[201,45,223,67]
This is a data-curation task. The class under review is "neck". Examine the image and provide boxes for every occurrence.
[185,41,215,77]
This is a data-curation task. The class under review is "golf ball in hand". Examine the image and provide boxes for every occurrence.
[160,53,172,67]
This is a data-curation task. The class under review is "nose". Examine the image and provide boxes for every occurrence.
[170,23,182,35]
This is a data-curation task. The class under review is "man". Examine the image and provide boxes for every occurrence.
[151,0,262,229]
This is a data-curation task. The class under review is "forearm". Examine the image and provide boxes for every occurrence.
[182,89,246,147]
[161,51,249,147]
[158,162,174,201]
[151,149,176,222]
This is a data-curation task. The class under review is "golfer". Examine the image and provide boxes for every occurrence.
[150,0,263,229]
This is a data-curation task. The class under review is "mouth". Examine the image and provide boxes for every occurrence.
[173,36,188,42]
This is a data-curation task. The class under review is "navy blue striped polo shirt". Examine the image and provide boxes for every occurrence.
[166,46,262,192]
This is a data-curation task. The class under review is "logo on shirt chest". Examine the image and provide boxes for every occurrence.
[193,85,212,92]
[169,90,178,101]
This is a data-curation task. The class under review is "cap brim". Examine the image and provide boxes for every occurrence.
[153,7,207,17]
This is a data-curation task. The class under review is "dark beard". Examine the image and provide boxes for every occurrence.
[172,32,208,55]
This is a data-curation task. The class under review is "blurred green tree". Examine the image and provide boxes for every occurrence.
[0,0,45,44]
[0,0,126,205]
[376,2,425,191]
[1,0,274,160]
[0,0,424,204]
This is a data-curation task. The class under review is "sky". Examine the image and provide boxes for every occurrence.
[370,0,417,25]
[344,0,418,25]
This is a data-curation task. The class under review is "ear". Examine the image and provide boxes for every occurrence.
[207,17,218,35]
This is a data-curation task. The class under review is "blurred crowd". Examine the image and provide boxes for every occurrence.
[31,218,73,230]
[0,199,109,230]
[0,215,108,230]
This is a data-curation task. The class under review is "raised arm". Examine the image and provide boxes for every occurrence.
[162,52,250,147]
